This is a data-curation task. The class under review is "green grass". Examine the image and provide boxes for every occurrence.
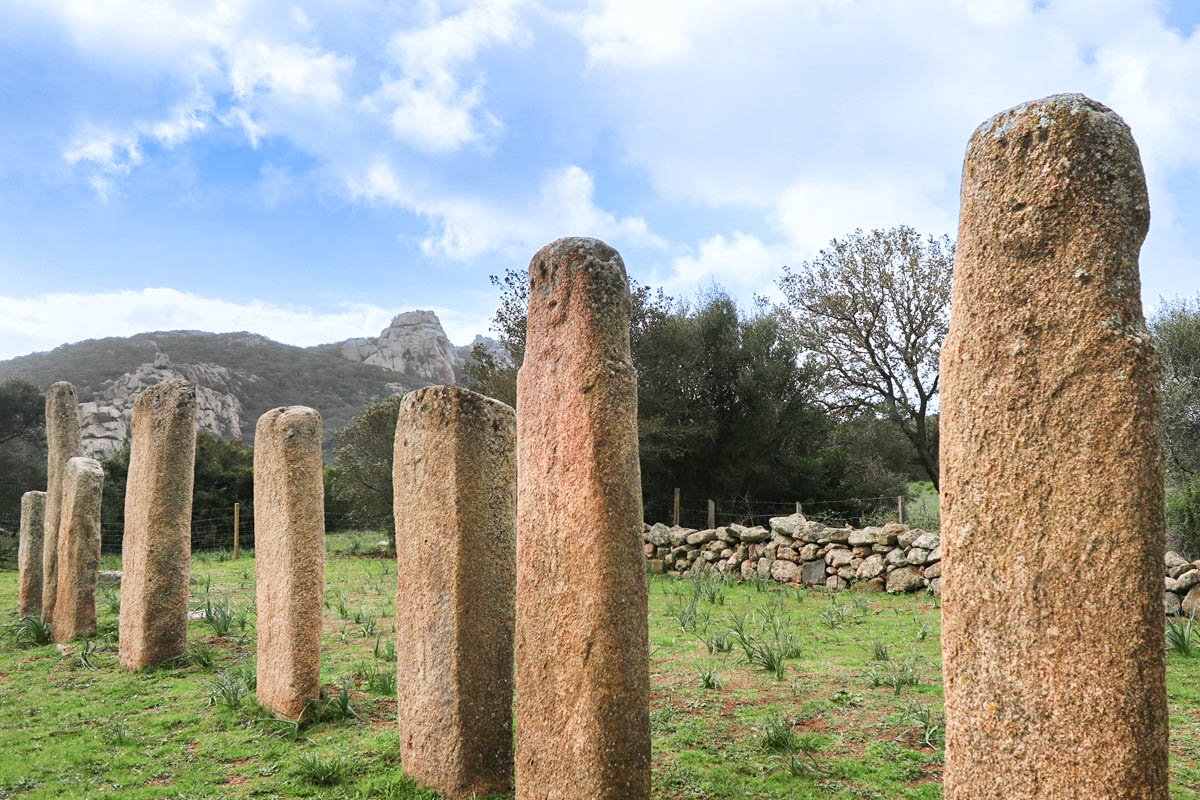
[1,533,1199,798]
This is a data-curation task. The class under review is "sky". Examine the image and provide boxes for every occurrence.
[1,0,1199,359]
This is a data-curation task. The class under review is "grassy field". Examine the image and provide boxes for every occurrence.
[2,533,1200,799]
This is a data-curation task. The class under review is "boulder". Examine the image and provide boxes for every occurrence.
[1184,585,1200,617]
[1176,569,1200,593]
[98,570,122,588]
[856,554,886,581]
[668,527,690,547]
[801,559,826,585]
[825,575,848,590]
[926,545,942,563]
[647,559,665,574]
[740,560,755,581]
[1165,592,1182,617]
[1166,551,1189,569]
[885,548,907,567]
[757,558,771,578]
[646,523,672,547]
[887,567,925,593]
[907,547,930,566]
[770,560,801,583]
[897,529,920,549]
[686,529,716,546]
[848,528,878,547]
[924,562,942,580]
[929,577,942,597]
[799,543,820,561]
[777,546,800,563]
[912,531,940,551]
[736,525,770,544]
[768,514,806,538]
[826,548,854,568]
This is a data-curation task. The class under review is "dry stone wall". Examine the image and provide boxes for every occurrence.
[644,514,941,593]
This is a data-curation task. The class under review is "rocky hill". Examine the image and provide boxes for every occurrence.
[0,310,501,458]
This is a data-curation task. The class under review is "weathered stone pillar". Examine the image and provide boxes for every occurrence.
[119,380,197,670]
[42,381,83,622]
[17,491,46,618]
[515,238,650,800]
[51,456,103,642]
[254,406,325,718]
[940,94,1167,799]
[393,385,516,798]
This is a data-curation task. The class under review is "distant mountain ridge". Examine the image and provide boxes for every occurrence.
[0,311,498,458]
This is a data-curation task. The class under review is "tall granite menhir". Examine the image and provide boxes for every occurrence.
[254,406,325,718]
[18,491,46,618]
[939,94,1167,799]
[120,380,198,671]
[42,381,83,623]
[51,457,104,642]
[515,238,650,800]
[393,386,516,798]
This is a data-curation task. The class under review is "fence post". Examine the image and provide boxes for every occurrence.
[707,499,715,530]
[897,495,905,525]
[672,488,680,527]
[795,501,802,516]
[233,502,240,558]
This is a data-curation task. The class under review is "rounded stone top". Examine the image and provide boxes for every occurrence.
[401,384,515,425]
[65,455,104,476]
[523,237,632,361]
[136,378,195,410]
[971,93,1125,141]
[47,381,76,394]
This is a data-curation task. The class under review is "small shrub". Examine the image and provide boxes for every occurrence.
[871,642,891,662]
[819,600,851,630]
[100,587,121,615]
[204,600,237,637]
[106,717,133,746]
[78,638,102,670]
[320,678,360,721]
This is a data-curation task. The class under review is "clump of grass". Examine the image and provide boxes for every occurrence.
[184,643,217,669]
[870,641,891,662]
[759,713,798,752]
[7,616,53,647]
[358,615,379,638]
[373,636,395,661]
[691,571,729,605]
[366,667,397,696]
[78,638,103,670]
[106,717,133,746]
[1167,613,1199,656]
[867,654,921,694]
[205,665,255,709]
[819,599,851,629]
[100,587,121,615]
[702,630,733,655]
[896,700,945,749]
[318,678,359,721]
[775,733,829,778]
[695,660,722,690]
[666,593,708,633]
[914,615,931,641]
[294,753,347,786]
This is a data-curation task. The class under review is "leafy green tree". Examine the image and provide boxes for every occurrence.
[326,395,403,534]
[0,379,46,523]
[466,270,909,518]
[1151,297,1200,553]
[778,226,953,488]
[101,432,254,550]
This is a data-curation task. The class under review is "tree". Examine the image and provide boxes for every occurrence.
[466,269,910,518]
[326,395,403,533]
[1150,297,1200,480]
[778,226,953,488]
[0,379,46,523]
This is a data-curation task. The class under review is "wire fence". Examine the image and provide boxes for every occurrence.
[91,510,367,556]
[642,493,910,530]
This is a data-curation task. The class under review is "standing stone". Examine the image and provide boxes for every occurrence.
[254,406,325,718]
[17,491,46,618]
[940,94,1167,799]
[515,238,650,800]
[393,385,516,798]
[119,380,197,671]
[42,381,83,623]
[51,457,103,642]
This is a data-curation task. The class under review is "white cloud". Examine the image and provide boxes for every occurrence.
[345,159,665,260]
[0,288,492,361]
